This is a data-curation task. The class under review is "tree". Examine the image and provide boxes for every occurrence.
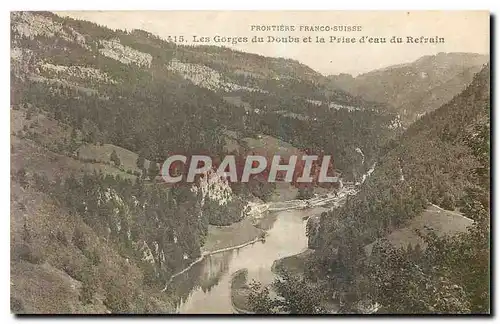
[297,184,314,200]
[441,193,455,211]
[147,161,159,180]
[69,127,79,152]
[25,107,33,120]
[248,271,326,314]
[248,281,276,314]
[110,149,121,167]
[366,191,489,314]
[136,155,145,169]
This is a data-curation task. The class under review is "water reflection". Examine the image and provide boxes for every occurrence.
[167,207,328,314]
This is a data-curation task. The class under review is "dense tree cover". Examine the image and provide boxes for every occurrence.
[244,106,394,181]
[11,11,398,184]
[11,12,489,313]
[248,270,327,314]
[317,64,490,252]
[314,65,490,311]
[262,190,489,314]
[311,188,489,314]
[11,15,240,163]
[249,179,489,315]
[365,194,489,314]
[203,197,244,226]
[29,171,206,284]
[22,166,248,282]
[11,74,231,163]
[236,89,397,181]
[247,65,490,314]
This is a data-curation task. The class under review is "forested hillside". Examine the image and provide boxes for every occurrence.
[11,11,399,182]
[328,52,489,125]
[316,63,490,312]
[12,11,488,315]
[10,11,402,313]
[248,64,490,314]
[317,63,490,252]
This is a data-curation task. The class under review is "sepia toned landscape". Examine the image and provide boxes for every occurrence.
[10,11,490,314]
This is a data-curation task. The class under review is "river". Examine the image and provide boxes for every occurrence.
[167,206,329,314]
[163,166,372,314]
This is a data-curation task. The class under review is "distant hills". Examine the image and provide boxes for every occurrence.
[11,11,399,181]
[10,11,490,314]
[327,52,489,125]
[9,11,398,313]
[319,62,490,255]
[310,63,490,313]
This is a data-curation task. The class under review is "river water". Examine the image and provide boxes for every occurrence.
[166,206,329,314]
[164,167,371,314]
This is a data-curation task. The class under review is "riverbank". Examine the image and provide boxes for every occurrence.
[201,182,353,255]
[230,269,253,314]
[201,217,266,254]
[170,174,368,313]
[161,212,275,292]
[161,233,267,292]
[272,249,314,277]
[230,249,318,315]
[165,184,354,299]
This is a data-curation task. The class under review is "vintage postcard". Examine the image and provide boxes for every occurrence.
[10,11,490,314]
